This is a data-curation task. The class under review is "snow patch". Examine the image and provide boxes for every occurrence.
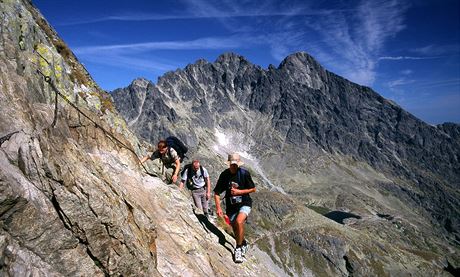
[213,128,286,194]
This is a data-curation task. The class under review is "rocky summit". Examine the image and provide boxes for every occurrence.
[1,0,459,276]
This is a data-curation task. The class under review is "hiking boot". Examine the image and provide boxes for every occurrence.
[241,242,249,257]
[234,247,243,263]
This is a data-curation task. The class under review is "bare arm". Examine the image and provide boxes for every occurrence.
[205,177,211,200]
[171,159,181,183]
[230,187,256,196]
[139,155,149,164]
[214,193,223,217]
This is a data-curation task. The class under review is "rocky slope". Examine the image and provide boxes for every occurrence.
[113,50,460,275]
[0,1,294,276]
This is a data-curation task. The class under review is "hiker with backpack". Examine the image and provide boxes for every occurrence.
[213,153,256,264]
[179,159,211,218]
[140,138,183,183]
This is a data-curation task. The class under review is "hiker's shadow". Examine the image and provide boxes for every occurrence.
[194,212,234,254]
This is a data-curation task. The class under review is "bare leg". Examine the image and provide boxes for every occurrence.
[232,212,247,246]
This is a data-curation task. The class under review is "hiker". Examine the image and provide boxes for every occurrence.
[179,159,211,218]
[214,153,256,263]
[140,139,181,183]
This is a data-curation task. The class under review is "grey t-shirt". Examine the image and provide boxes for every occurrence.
[150,147,178,168]
[181,166,209,189]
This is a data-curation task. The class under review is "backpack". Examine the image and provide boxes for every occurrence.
[181,163,204,190]
[166,136,188,162]
[236,168,246,186]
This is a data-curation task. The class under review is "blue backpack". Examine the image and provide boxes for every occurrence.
[166,136,188,162]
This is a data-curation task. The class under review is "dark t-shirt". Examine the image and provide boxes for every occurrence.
[214,167,255,215]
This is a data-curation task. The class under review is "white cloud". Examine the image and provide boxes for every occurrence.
[388,78,415,88]
[77,52,178,72]
[378,56,438,60]
[413,44,460,55]
[74,37,246,54]
[60,0,337,26]
[303,0,410,85]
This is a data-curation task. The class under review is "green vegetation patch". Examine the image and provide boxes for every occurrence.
[307,205,331,215]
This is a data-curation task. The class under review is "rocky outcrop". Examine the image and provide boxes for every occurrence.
[0,1,288,276]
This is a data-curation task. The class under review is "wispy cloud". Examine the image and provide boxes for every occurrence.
[413,44,460,55]
[60,12,307,26]
[378,56,439,60]
[59,2,340,26]
[388,78,415,88]
[304,0,410,85]
[413,78,460,89]
[71,0,413,87]
[74,36,247,54]
[181,0,392,86]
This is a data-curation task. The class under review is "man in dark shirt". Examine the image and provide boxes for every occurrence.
[214,153,256,263]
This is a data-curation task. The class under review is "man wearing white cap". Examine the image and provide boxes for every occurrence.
[214,153,256,263]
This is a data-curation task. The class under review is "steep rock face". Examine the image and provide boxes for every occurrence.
[0,1,287,276]
[113,51,460,274]
[112,78,149,125]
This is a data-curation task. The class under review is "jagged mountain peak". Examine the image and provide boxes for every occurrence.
[213,52,258,73]
[279,51,321,69]
[215,51,249,63]
[129,77,151,89]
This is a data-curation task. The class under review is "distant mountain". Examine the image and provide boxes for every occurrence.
[113,51,460,275]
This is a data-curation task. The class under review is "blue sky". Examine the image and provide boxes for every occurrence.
[33,0,459,124]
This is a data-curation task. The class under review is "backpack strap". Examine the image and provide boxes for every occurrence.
[188,165,204,181]
[185,165,205,190]
[167,146,182,163]
[237,168,246,185]
[184,163,192,180]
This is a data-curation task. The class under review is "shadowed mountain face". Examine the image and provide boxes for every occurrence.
[113,52,460,274]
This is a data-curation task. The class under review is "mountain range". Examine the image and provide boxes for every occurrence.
[1,0,459,276]
[113,51,460,275]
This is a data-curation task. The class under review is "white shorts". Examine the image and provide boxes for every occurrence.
[229,206,252,222]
